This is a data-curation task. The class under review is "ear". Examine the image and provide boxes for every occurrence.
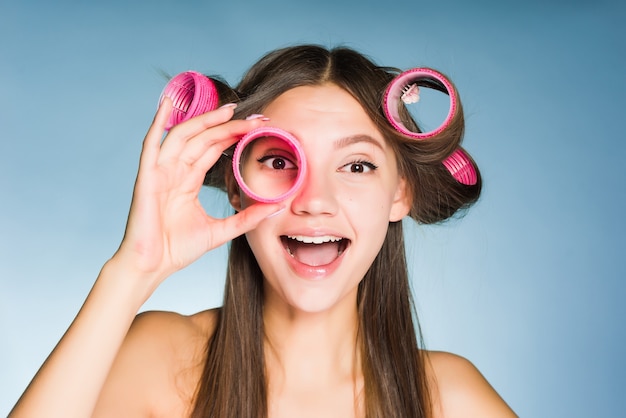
[225,171,243,212]
[389,176,411,222]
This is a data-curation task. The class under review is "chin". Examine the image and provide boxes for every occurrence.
[264,275,361,316]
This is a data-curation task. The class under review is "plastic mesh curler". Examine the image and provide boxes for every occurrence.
[383,68,477,186]
[232,127,307,203]
[159,71,219,130]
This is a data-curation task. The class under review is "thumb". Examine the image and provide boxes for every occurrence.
[211,203,286,248]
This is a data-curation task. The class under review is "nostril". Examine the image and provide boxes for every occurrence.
[290,184,339,216]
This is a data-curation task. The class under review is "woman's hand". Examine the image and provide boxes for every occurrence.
[113,99,282,285]
[10,100,282,418]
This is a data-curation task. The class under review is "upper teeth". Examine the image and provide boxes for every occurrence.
[287,235,343,244]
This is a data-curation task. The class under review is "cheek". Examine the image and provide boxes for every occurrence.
[340,182,396,215]
[341,194,392,242]
[244,226,272,273]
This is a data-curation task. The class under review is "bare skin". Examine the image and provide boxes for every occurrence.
[11,86,516,417]
[91,309,516,417]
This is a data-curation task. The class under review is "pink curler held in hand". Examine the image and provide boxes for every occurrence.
[232,127,307,203]
[159,71,219,130]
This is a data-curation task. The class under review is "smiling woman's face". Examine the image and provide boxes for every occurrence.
[230,83,410,314]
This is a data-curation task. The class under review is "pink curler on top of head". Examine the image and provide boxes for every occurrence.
[383,68,457,140]
[442,148,478,186]
[159,71,219,130]
[384,68,477,186]
[232,127,307,203]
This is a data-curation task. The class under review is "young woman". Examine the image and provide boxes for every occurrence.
[11,45,516,417]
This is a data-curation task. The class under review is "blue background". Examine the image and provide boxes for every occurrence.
[1,1,624,416]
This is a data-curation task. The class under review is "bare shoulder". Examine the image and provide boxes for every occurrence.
[93,308,220,417]
[424,351,517,418]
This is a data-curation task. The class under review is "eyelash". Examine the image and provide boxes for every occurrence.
[255,156,378,173]
[341,159,379,173]
[257,154,298,169]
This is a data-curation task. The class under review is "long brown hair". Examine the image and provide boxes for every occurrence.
[191,45,481,418]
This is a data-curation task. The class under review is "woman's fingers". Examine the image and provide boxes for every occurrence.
[126,101,278,269]
[140,98,172,169]
[158,104,236,161]
[158,107,268,168]
[179,118,265,170]
[169,103,237,139]
[209,203,285,249]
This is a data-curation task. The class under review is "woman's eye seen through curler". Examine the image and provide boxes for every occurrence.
[258,155,297,170]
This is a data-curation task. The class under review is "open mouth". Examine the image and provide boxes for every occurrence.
[281,235,350,267]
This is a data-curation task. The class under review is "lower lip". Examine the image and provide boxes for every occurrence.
[282,243,348,280]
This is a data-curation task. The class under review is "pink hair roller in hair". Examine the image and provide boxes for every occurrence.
[442,149,477,186]
[159,71,219,130]
[383,68,456,140]
[383,68,477,186]
[232,127,308,203]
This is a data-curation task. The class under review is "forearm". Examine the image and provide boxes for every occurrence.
[10,259,158,418]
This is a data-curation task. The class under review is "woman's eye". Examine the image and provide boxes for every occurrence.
[258,155,297,170]
[340,161,378,173]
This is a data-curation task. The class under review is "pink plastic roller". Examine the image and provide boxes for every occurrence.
[442,149,478,186]
[232,127,307,203]
[383,68,477,185]
[159,71,219,130]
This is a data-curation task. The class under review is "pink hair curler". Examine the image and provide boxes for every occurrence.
[159,71,219,130]
[232,127,307,203]
[442,149,477,186]
[383,68,457,140]
[383,68,477,186]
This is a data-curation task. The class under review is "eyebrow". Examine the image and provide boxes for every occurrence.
[333,134,385,151]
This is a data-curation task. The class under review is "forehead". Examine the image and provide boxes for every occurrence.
[262,84,382,141]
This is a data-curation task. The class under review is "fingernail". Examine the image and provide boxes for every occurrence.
[246,114,270,121]
[265,205,286,219]
[219,103,237,109]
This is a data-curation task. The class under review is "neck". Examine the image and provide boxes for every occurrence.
[262,288,362,391]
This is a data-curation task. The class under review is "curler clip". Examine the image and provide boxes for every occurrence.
[159,71,219,130]
[401,83,420,104]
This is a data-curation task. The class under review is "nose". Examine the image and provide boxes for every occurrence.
[290,166,338,216]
